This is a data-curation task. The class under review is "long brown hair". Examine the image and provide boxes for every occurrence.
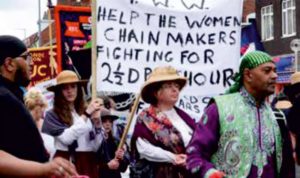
[53,84,86,126]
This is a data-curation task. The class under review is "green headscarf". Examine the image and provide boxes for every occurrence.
[226,51,273,94]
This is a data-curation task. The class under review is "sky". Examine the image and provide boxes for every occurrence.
[0,0,57,40]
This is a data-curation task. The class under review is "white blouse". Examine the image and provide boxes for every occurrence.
[136,108,193,163]
[163,108,193,147]
[41,132,55,159]
[54,111,103,152]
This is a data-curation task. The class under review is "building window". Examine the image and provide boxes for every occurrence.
[282,0,296,37]
[261,5,274,41]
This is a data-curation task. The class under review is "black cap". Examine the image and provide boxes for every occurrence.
[0,35,27,66]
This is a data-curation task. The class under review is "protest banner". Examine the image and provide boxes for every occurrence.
[54,5,91,72]
[96,0,243,117]
[29,46,57,86]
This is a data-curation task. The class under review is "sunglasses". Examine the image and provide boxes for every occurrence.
[16,51,32,64]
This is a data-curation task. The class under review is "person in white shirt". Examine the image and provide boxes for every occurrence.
[42,70,104,178]
[130,66,196,178]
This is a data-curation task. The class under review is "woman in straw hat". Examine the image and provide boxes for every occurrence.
[42,70,104,178]
[130,66,196,178]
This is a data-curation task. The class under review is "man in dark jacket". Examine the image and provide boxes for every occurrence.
[0,35,77,177]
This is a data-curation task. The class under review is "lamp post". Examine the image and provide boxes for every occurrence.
[290,39,300,72]
[37,0,55,47]
[38,0,42,46]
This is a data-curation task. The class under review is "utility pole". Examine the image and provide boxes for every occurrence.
[38,0,42,47]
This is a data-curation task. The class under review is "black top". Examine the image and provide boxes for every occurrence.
[272,108,295,178]
[286,97,300,164]
[97,132,129,178]
[0,76,49,162]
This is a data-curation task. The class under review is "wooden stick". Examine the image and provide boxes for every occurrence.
[91,0,97,100]
[47,7,52,48]
[47,7,55,76]
[118,93,141,150]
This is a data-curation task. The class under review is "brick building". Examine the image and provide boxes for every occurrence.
[256,0,300,91]
[25,0,90,47]
[243,0,256,23]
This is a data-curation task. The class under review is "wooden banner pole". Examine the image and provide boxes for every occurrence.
[91,0,97,100]
[118,93,141,150]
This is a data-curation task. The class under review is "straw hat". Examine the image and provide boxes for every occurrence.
[101,108,119,121]
[290,72,300,85]
[141,66,187,103]
[47,70,88,91]
[284,72,300,101]
[275,100,292,109]
[274,93,292,109]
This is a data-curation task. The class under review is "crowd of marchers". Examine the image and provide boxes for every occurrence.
[0,35,299,178]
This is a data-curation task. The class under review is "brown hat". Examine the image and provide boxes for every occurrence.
[47,70,88,91]
[101,108,119,121]
[290,72,300,85]
[141,66,187,103]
